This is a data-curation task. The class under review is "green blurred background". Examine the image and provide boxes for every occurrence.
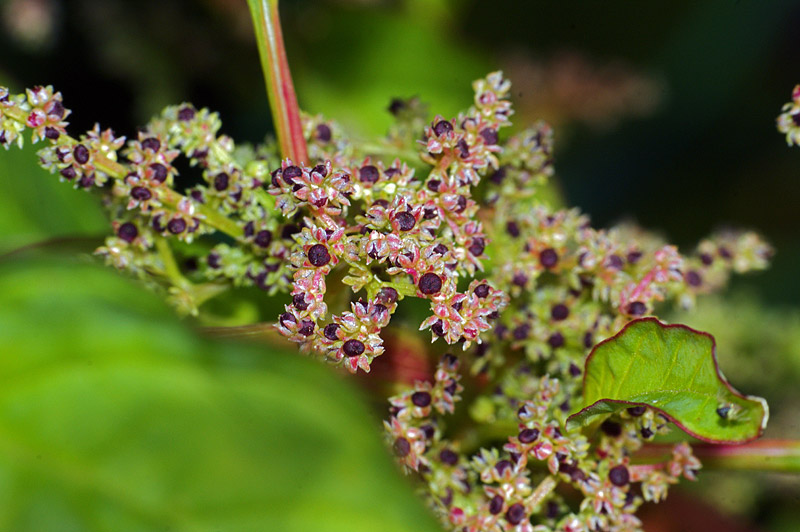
[0,0,799,530]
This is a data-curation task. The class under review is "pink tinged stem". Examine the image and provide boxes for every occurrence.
[635,440,800,473]
[246,0,308,164]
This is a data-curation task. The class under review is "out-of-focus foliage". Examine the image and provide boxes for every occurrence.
[0,255,442,532]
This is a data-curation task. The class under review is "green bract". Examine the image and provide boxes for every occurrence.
[0,257,440,532]
[567,318,768,443]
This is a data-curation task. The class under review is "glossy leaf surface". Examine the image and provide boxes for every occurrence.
[567,318,768,443]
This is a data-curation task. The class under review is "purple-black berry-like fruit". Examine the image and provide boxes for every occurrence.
[315,124,331,142]
[213,172,229,191]
[488,495,504,515]
[307,244,331,267]
[551,303,569,321]
[117,222,138,243]
[439,449,458,466]
[433,120,453,136]
[569,363,582,377]
[506,221,520,237]
[686,270,703,287]
[539,247,559,269]
[254,230,272,248]
[131,186,152,200]
[323,323,340,341]
[627,405,646,417]
[343,339,365,357]
[518,428,539,444]
[359,165,379,183]
[427,179,441,192]
[474,284,490,298]
[609,465,630,486]
[167,218,187,234]
[293,293,309,311]
[207,252,221,269]
[495,459,512,475]
[177,106,195,121]
[279,312,297,327]
[376,287,398,305]
[393,437,411,457]
[44,126,60,140]
[480,128,498,145]
[73,144,90,165]
[419,273,443,295]
[456,139,470,158]
[411,391,432,407]
[298,320,315,336]
[431,320,445,337]
[283,165,302,184]
[548,332,565,348]
[312,164,327,177]
[141,137,160,152]
[505,503,526,525]
[607,254,624,269]
[600,420,622,437]
[626,301,647,316]
[60,165,77,180]
[395,211,416,231]
[469,237,485,256]
[150,163,168,183]
[455,195,467,212]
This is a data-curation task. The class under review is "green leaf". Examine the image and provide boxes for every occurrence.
[0,257,441,532]
[567,318,768,444]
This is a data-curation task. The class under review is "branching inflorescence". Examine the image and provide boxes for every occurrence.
[0,72,777,532]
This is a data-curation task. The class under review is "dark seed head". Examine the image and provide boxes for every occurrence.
[44,126,60,140]
[177,106,195,121]
[167,218,187,234]
[343,339,365,357]
[640,427,654,439]
[73,144,90,164]
[411,391,432,407]
[431,320,445,337]
[551,304,569,321]
[518,428,539,444]
[495,459,512,475]
[627,250,643,264]
[548,332,565,348]
[686,270,703,287]
[150,163,168,183]
[427,179,441,192]
[254,230,272,248]
[141,137,160,152]
[600,420,622,437]
[131,186,152,200]
[117,222,138,243]
[279,312,297,327]
[395,211,416,231]
[207,252,221,269]
[626,301,647,316]
[609,465,630,487]
[539,248,559,269]
[315,124,331,142]
[627,406,646,417]
[505,503,526,525]
[700,253,714,266]
[433,120,453,136]
[569,363,582,377]
[474,284,490,298]
[393,437,411,457]
[60,165,77,180]
[489,495,504,515]
[432,244,448,255]
[423,207,438,219]
[293,293,309,311]
[480,128,498,145]
[312,164,328,177]
[455,195,467,212]
[376,287,398,305]
[583,331,594,349]
[469,237,485,256]
[506,221,520,237]
[48,100,65,118]
[359,165,379,183]
[419,273,443,295]
[607,254,624,270]
[513,324,530,340]
[439,448,458,466]
[307,244,331,267]
[283,165,302,184]
[512,273,528,287]
[456,139,470,158]
[298,320,315,336]
[388,98,405,116]
[213,172,229,191]
[323,323,340,341]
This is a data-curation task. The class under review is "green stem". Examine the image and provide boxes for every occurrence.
[246,0,308,163]
[155,237,189,288]
[636,440,800,473]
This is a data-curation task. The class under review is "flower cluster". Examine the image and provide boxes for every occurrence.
[777,84,800,146]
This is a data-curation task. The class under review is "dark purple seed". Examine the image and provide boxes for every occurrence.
[323,323,340,341]
[641,427,654,439]
[513,324,530,340]
[539,248,559,269]
[343,339,365,357]
[307,244,331,267]
[393,437,411,457]
[243,222,255,238]
[131,186,152,200]
[388,98,405,116]
[150,163,168,183]
[627,250,643,264]
[443,380,457,396]
[73,144,90,164]
[279,312,297,327]
[315,123,331,142]
[117,222,138,243]
[519,428,539,444]
[207,253,221,269]
[44,126,60,140]
[626,301,647,316]
[512,273,528,287]
[793,113,800,127]
[432,320,445,337]
[48,100,65,118]
[411,391,432,407]
[213,172,229,191]
[469,237,485,256]
[548,332,565,348]
[433,120,453,136]
[421,424,435,440]
[546,501,560,519]
[438,448,458,466]
[419,273,443,295]
[686,270,703,287]
[395,211,416,231]
[298,320,315,336]
[607,254,624,269]
[490,166,507,184]
[456,139,470,158]
[293,294,309,311]
[376,287,398,305]
[254,230,272,248]
[177,106,195,121]
[488,495,504,515]
[505,503,526,525]
[495,460,512,475]
[718,246,733,260]
[359,165,379,183]
[433,244,448,255]
[474,284,490,298]
[270,169,281,187]
[480,128,498,145]
[627,406,646,417]
[506,221,520,237]
[700,253,714,266]
[312,164,328,177]
[60,166,77,180]
[609,465,630,487]
[167,218,187,234]
[141,137,160,152]
[283,165,302,184]
[455,195,467,212]
[427,179,441,192]
[569,363,582,377]
[452,301,463,312]
[583,332,594,349]
[601,420,622,437]
[423,207,438,220]
[78,175,94,188]
[551,304,569,321]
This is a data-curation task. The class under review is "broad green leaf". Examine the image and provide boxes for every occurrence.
[567,318,768,444]
[0,257,441,532]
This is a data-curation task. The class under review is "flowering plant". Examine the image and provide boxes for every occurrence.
[0,2,797,531]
